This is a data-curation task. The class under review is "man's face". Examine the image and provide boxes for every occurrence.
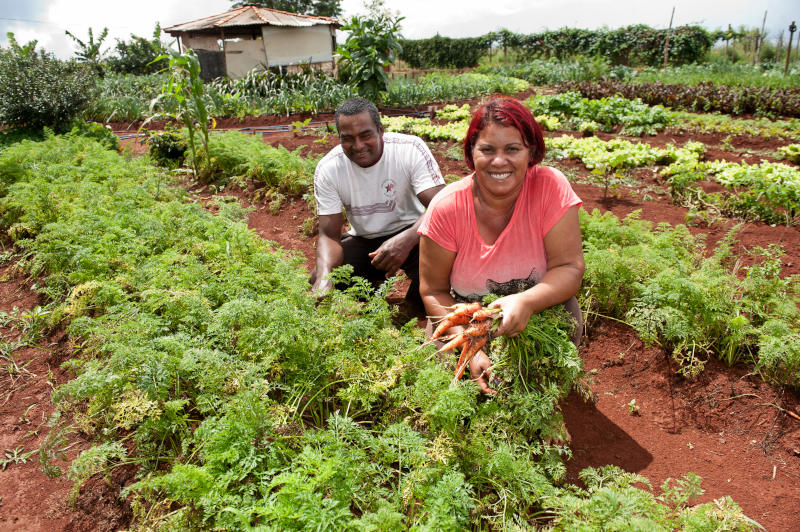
[338,111,384,168]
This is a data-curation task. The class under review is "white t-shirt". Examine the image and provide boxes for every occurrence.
[314,132,445,238]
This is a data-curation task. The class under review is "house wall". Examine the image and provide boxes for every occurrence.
[181,34,219,51]
[262,25,333,66]
[225,39,267,78]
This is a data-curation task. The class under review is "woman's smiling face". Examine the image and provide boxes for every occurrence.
[471,122,531,198]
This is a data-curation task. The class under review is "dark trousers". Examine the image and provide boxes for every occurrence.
[340,227,422,305]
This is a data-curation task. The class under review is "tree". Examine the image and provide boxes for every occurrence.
[5,32,38,56]
[107,24,170,75]
[230,0,342,17]
[336,11,403,102]
[65,27,108,77]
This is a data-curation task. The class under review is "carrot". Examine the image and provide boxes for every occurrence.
[431,313,472,340]
[437,332,468,353]
[431,302,482,339]
[453,335,489,381]
[470,308,501,322]
[464,319,493,337]
[446,302,482,316]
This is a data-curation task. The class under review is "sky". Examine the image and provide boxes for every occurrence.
[1,0,798,60]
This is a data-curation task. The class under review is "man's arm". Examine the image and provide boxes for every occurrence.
[368,184,445,275]
[310,213,345,297]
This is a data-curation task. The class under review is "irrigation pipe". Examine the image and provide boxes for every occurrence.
[112,109,434,140]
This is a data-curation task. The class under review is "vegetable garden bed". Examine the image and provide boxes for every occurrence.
[1,99,799,530]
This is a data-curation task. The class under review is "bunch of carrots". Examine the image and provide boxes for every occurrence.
[429,302,501,385]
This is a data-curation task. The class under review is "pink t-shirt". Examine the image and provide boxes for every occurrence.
[418,165,581,300]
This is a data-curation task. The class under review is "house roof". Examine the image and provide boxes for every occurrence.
[163,5,340,34]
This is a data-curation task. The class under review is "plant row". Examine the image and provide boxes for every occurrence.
[558,80,800,118]
[546,136,705,172]
[478,59,800,91]
[525,92,671,136]
[0,132,763,530]
[547,134,800,225]
[665,159,800,225]
[80,70,529,124]
[632,62,800,90]
[581,209,800,385]
[401,94,800,144]
[670,111,800,140]
[476,56,634,86]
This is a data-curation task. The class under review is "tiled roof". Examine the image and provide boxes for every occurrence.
[164,5,339,33]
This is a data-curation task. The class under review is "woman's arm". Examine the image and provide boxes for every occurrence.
[490,205,585,337]
[420,235,497,394]
[419,235,457,318]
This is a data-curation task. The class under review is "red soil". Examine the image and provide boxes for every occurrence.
[2,111,799,531]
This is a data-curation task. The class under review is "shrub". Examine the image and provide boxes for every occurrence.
[0,48,97,131]
[144,127,188,168]
[67,120,120,151]
[399,35,488,69]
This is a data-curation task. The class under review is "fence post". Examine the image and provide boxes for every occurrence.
[755,10,768,64]
[663,7,675,70]
[786,21,797,76]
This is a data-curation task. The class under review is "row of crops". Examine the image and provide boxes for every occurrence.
[83,70,529,123]
[74,59,800,125]
[1,126,783,529]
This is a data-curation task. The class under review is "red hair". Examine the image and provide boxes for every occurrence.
[463,97,545,170]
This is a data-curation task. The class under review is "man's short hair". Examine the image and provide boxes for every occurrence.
[335,97,382,132]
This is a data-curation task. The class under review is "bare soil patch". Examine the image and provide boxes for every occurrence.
[0,266,132,532]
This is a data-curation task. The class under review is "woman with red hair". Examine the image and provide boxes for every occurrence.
[418,97,585,395]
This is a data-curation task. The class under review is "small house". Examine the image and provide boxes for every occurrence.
[164,5,340,80]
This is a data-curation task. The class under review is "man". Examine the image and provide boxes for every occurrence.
[309,97,445,305]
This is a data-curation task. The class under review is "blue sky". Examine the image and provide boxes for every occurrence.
[1,0,797,59]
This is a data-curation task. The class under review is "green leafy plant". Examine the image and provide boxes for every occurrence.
[336,12,403,102]
[107,24,169,75]
[145,50,213,179]
[526,92,671,135]
[64,27,109,77]
[777,143,800,164]
[0,45,96,132]
[66,120,120,151]
[143,126,188,168]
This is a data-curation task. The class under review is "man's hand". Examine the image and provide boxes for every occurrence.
[368,230,415,277]
[310,276,333,301]
[310,213,345,299]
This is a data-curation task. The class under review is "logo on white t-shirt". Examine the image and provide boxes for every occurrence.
[381,179,397,201]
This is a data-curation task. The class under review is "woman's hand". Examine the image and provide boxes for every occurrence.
[468,350,497,395]
[488,293,534,338]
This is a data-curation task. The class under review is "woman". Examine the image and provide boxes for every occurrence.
[418,97,585,395]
